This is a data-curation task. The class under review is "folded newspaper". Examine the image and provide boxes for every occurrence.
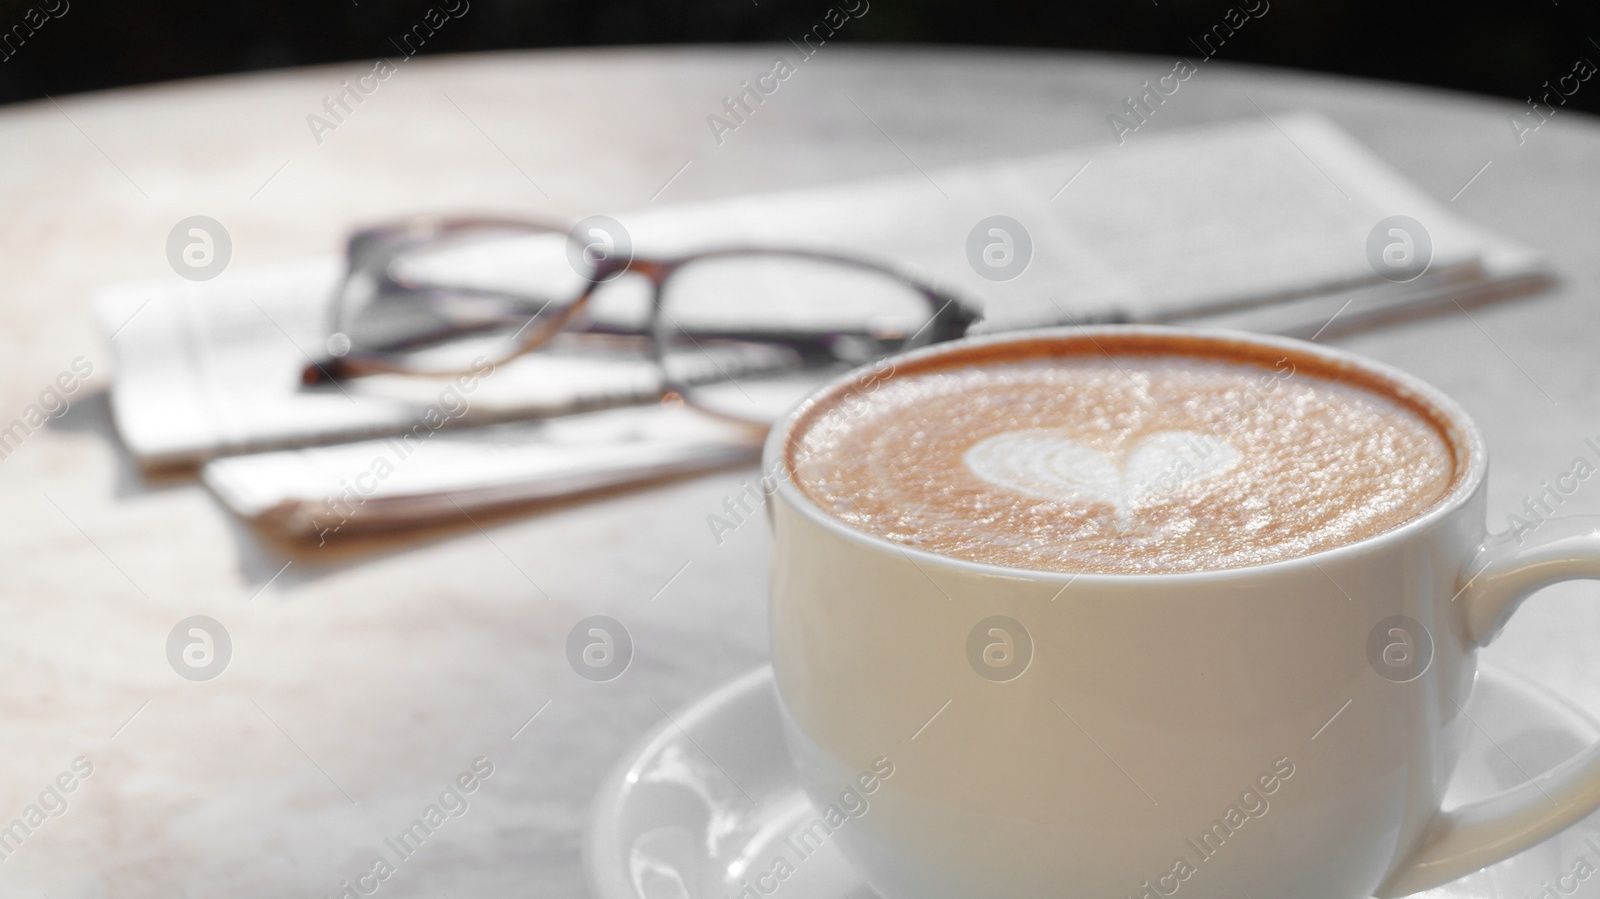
[93,112,1552,537]
[201,406,765,542]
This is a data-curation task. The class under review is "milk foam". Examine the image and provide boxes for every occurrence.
[789,354,1457,574]
[963,429,1240,529]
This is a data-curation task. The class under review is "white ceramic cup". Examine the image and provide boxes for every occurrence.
[763,326,1600,899]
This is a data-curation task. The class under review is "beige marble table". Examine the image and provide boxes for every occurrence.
[2,45,1600,897]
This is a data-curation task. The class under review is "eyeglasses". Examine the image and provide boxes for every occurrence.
[302,215,976,426]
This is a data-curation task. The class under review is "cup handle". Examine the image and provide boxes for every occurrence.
[1377,517,1600,897]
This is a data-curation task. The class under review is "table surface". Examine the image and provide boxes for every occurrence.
[4,45,1600,898]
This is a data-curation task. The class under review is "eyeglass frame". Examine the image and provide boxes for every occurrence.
[301,215,979,422]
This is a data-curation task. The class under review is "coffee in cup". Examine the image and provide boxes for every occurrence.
[787,332,1459,574]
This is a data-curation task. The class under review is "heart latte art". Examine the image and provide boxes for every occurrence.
[788,350,1459,574]
[963,429,1240,528]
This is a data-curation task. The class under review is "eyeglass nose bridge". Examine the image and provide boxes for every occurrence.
[588,256,670,284]
[581,258,678,320]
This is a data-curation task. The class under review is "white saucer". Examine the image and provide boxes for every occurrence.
[585,666,1600,899]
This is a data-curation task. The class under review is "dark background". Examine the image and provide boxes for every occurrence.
[2,0,1599,113]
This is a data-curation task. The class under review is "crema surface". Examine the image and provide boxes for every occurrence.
[788,355,1457,574]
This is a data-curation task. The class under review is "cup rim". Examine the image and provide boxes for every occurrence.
[763,325,1488,585]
